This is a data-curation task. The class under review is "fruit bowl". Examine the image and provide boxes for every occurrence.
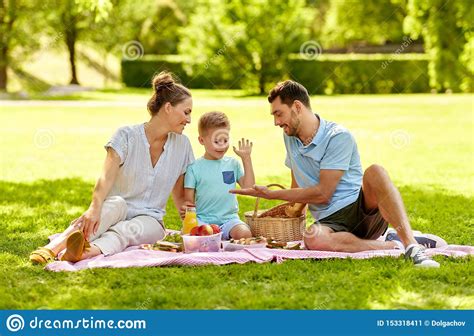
[182,232,222,253]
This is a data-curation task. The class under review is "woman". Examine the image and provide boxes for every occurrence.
[29,71,194,264]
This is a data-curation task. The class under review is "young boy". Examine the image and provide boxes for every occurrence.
[184,111,254,240]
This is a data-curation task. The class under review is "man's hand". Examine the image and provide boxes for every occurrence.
[233,138,253,159]
[229,185,274,199]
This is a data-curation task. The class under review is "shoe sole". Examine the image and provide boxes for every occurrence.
[61,231,85,262]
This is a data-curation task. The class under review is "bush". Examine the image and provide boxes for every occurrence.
[288,54,431,94]
[121,55,235,89]
[122,54,431,94]
[121,55,188,88]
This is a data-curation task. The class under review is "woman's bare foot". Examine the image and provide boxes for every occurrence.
[80,245,102,260]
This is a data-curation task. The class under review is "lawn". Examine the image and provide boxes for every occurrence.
[0,92,473,309]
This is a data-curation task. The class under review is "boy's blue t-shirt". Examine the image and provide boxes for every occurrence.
[184,156,244,224]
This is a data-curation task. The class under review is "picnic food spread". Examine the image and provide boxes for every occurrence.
[142,233,183,252]
[229,236,267,245]
[142,231,304,253]
[143,192,306,253]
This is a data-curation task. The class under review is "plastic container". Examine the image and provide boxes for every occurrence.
[182,232,222,253]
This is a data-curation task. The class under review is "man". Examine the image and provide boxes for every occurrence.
[231,80,444,268]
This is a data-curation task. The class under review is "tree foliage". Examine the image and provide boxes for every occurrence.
[179,0,313,94]
[322,0,407,48]
[0,0,46,91]
[404,0,473,92]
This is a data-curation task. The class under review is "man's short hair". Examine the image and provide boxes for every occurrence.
[267,80,311,108]
[198,111,230,135]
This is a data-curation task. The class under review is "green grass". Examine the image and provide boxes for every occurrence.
[0,92,473,309]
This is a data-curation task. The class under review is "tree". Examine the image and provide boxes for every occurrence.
[86,0,153,85]
[138,0,188,54]
[322,0,407,48]
[179,0,313,94]
[0,0,43,92]
[47,0,112,85]
[307,0,331,44]
[404,0,473,92]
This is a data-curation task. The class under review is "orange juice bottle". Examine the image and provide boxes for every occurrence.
[182,206,198,234]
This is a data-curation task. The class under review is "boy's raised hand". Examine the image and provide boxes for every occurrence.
[179,200,195,220]
[233,138,253,159]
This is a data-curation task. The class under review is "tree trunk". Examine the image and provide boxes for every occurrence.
[0,46,7,92]
[62,0,79,85]
[258,72,265,95]
[0,0,14,92]
[66,26,79,85]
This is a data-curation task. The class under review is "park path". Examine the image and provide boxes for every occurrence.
[0,99,267,108]
[0,100,143,107]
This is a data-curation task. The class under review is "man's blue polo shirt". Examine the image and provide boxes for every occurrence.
[284,115,363,220]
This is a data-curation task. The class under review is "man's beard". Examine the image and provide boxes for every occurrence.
[286,109,300,136]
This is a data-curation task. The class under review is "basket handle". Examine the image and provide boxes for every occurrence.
[252,183,286,219]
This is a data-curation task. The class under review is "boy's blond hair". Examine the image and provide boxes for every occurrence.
[198,111,230,135]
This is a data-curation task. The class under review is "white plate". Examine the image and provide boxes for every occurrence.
[222,241,267,252]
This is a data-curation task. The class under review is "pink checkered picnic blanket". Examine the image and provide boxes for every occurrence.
[44,243,474,272]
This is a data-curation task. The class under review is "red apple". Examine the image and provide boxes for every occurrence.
[210,224,221,234]
[198,224,214,236]
[190,226,200,236]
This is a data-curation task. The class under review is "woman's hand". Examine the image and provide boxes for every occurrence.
[72,206,102,240]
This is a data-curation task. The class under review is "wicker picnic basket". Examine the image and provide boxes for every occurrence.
[244,184,306,243]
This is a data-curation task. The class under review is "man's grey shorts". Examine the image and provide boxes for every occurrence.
[316,189,388,240]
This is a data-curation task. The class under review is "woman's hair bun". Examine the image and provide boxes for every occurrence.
[152,71,175,92]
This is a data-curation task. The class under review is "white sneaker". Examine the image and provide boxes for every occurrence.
[405,244,440,268]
